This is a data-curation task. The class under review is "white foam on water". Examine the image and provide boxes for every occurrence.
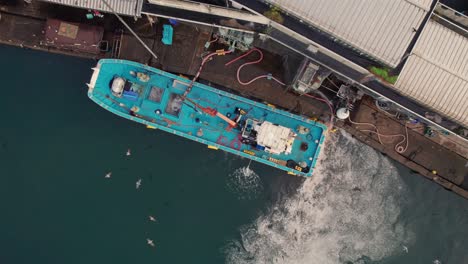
[225,132,413,264]
[226,165,263,200]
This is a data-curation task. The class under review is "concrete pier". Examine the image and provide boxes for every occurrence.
[1,0,466,199]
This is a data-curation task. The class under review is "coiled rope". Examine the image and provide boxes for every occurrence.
[348,117,409,153]
[225,48,286,86]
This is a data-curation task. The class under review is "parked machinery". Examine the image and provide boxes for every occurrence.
[334,84,364,119]
[336,84,362,111]
[217,28,254,51]
[291,58,331,94]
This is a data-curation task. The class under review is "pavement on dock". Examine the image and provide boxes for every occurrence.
[0,12,45,48]
[349,98,468,191]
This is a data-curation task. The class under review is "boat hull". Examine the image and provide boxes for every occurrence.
[87,59,326,176]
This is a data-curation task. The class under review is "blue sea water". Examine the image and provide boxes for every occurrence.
[0,45,467,264]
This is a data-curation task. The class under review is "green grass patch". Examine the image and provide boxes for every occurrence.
[264,7,284,24]
[369,66,398,84]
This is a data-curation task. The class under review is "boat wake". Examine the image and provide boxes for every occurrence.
[226,164,263,200]
[225,132,413,263]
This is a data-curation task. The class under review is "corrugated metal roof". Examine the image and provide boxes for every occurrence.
[39,0,143,17]
[264,0,433,67]
[395,19,468,127]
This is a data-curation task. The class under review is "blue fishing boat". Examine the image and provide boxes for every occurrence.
[87,59,326,176]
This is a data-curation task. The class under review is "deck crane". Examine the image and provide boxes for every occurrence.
[185,97,237,127]
[182,49,237,128]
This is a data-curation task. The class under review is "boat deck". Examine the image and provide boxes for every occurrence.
[88,59,326,176]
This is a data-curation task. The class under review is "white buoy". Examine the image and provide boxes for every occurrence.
[336,107,350,120]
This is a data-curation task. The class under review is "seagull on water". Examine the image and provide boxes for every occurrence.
[126,149,131,156]
[149,215,156,222]
[105,172,112,178]
[146,238,155,247]
[136,179,142,189]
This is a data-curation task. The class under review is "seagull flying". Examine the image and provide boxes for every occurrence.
[136,179,142,189]
[146,238,155,247]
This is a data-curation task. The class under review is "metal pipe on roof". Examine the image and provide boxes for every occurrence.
[147,0,270,25]
[404,0,433,11]
[38,0,143,17]
[140,11,257,34]
[101,0,158,60]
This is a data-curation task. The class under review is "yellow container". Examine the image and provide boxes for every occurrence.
[243,150,255,156]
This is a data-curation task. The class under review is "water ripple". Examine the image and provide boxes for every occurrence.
[225,131,413,263]
[226,165,263,200]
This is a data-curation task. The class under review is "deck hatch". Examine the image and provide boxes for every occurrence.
[148,86,164,103]
[165,93,183,117]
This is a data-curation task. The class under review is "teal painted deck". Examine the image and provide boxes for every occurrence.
[88,59,326,176]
